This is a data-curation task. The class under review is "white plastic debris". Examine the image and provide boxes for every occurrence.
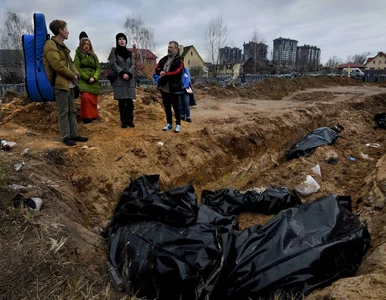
[365,143,380,148]
[295,175,320,197]
[22,148,30,154]
[28,197,43,211]
[360,152,373,161]
[157,141,164,146]
[311,164,322,177]
[81,145,89,149]
[14,162,25,172]
[8,184,27,191]
[7,141,16,148]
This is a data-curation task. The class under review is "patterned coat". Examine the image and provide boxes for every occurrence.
[108,47,136,100]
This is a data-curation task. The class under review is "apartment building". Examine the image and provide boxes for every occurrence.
[273,37,298,69]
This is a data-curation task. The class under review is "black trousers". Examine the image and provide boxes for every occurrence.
[118,99,134,125]
[161,91,180,125]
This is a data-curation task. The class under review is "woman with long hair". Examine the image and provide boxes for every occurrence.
[74,35,101,123]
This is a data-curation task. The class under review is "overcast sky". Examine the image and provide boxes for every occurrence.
[1,0,385,64]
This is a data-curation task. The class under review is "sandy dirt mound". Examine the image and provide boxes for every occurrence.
[1,76,386,299]
[196,76,363,100]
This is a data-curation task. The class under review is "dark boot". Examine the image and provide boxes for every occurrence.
[128,113,135,127]
[127,99,135,127]
[118,99,128,128]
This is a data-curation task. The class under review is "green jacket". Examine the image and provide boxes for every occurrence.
[74,47,101,94]
[43,37,78,90]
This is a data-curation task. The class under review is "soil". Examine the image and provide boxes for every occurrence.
[1,76,386,299]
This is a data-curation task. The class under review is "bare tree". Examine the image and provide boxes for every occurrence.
[123,15,155,79]
[124,15,155,60]
[0,10,33,50]
[0,10,32,83]
[325,55,344,70]
[346,52,372,65]
[204,16,228,77]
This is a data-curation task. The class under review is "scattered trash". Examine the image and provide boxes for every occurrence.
[326,157,339,164]
[8,184,28,191]
[7,141,16,148]
[286,127,339,159]
[81,145,88,149]
[365,143,380,148]
[360,152,373,160]
[97,105,101,110]
[349,156,356,161]
[12,194,43,211]
[1,139,11,151]
[93,227,104,235]
[25,198,43,210]
[373,113,386,129]
[330,124,344,133]
[25,131,37,136]
[311,164,322,177]
[325,150,339,164]
[14,162,25,172]
[157,141,164,146]
[294,175,321,196]
[22,148,30,155]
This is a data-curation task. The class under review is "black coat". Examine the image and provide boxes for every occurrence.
[155,55,184,93]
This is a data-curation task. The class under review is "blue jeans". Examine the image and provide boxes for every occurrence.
[179,93,190,119]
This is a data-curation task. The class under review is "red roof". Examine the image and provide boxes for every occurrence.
[366,57,374,64]
[128,48,157,60]
[336,63,365,69]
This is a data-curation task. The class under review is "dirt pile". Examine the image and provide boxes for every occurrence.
[196,76,363,100]
[1,77,386,299]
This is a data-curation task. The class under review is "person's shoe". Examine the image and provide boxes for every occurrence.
[121,123,128,128]
[63,137,76,146]
[181,116,185,121]
[128,122,135,128]
[186,118,192,123]
[71,136,88,142]
[174,125,181,133]
[162,123,172,131]
[83,118,92,124]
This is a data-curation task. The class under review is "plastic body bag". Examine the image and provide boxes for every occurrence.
[202,187,302,215]
[104,176,370,300]
[223,195,370,299]
[285,127,339,159]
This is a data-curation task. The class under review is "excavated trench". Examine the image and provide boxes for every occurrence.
[1,82,386,299]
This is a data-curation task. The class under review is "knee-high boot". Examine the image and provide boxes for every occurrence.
[127,99,135,127]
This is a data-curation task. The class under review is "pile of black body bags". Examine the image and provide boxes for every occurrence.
[103,175,370,300]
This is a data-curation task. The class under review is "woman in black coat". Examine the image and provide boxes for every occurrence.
[108,33,136,128]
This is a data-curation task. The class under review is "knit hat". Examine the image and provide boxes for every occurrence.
[116,32,127,44]
[79,31,88,40]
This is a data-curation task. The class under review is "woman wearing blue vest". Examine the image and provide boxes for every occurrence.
[179,67,192,122]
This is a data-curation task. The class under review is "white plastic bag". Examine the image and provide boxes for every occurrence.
[311,164,322,177]
[295,175,320,197]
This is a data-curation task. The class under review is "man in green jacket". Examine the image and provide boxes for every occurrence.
[43,19,88,146]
